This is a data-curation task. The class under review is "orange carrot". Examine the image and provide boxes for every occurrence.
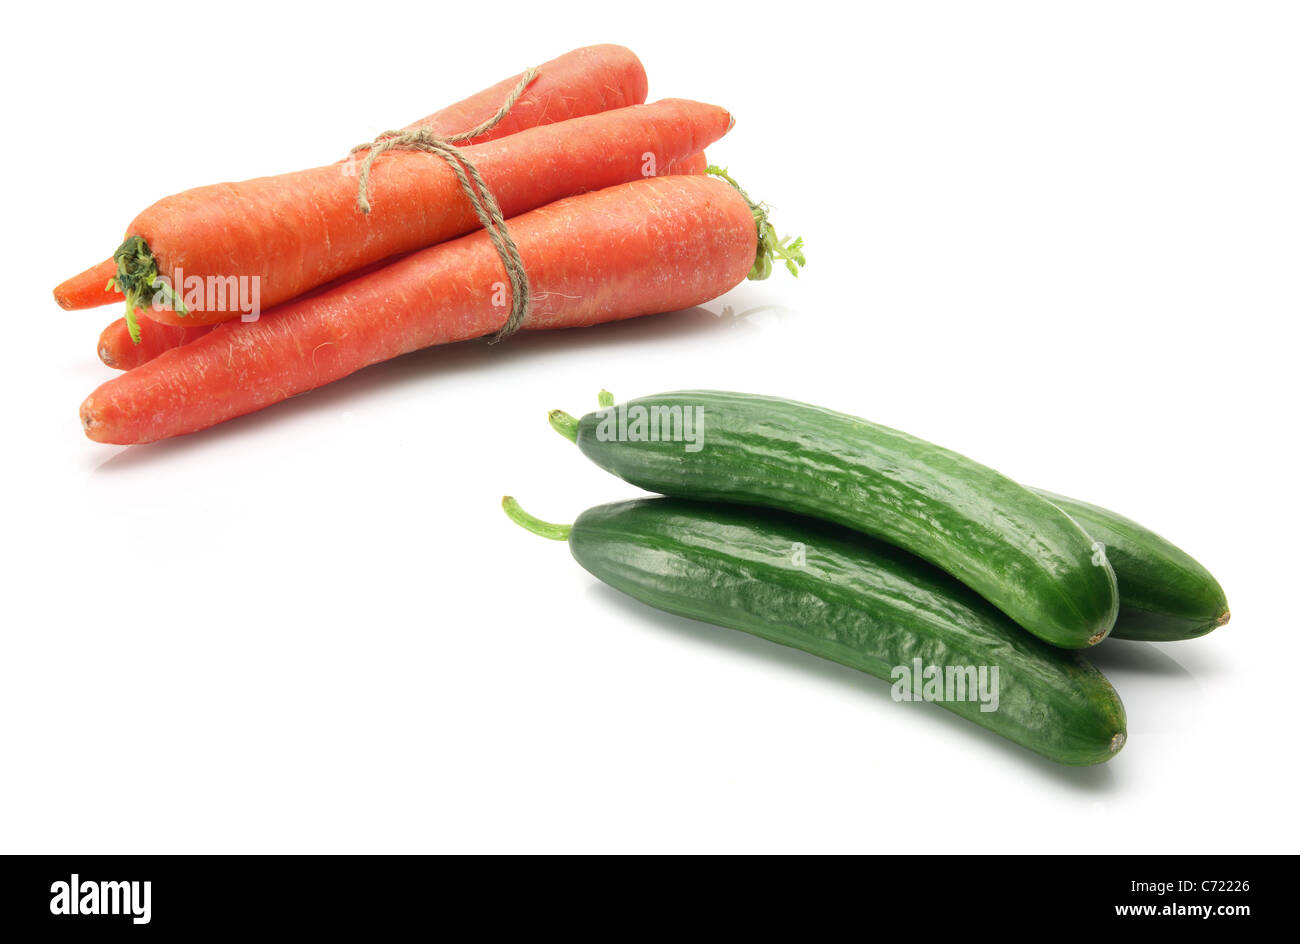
[94,251,407,369]
[97,319,212,371]
[94,148,714,372]
[398,43,647,147]
[116,98,733,334]
[52,44,648,312]
[94,149,713,371]
[53,259,119,311]
[667,152,709,175]
[82,175,785,444]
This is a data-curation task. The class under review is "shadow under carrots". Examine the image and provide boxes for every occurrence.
[90,301,789,475]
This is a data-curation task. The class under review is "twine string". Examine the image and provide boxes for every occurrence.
[349,67,539,341]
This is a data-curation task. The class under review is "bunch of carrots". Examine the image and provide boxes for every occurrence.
[54,45,804,445]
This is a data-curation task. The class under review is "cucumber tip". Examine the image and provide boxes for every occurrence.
[1215,609,1231,627]
[1110,732,1126,754]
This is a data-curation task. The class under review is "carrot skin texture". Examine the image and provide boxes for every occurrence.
[95,148,703,370]
[668,152,708,175]
[52,44,648,311]
[97,318,212,370]
[53,259,120,310]
[106,145,707,370]
[96,252,404,369]
[81,176,756,444]
[136,99,733,326]
[397,44,647,146]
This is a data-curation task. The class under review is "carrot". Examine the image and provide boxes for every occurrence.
[667,152,709,175]
[94,147,715,371]
[97,319,212,371]
[94,251,407,369]
[115,98,733,336]
[95,151,714,374]
[81,175,796,444]
[398,43,647,147]
[52,43,648,312]
[53,259,120,311]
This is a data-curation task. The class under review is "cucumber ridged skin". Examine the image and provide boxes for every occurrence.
[570,498,1127,765]
[1032,489,1230,642]
[574,391,1119,649]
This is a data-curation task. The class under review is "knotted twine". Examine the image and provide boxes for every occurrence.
[349,67,540,342]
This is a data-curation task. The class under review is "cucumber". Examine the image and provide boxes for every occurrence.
[505,496,1127,765]
[1031,489,1230,641]
[551,390,1119,649]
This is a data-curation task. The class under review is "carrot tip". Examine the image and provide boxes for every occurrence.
[80,399,102,439]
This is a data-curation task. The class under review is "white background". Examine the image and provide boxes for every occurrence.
[2,1,1296,853]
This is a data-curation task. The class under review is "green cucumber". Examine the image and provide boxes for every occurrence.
[1031,489,1230,641]
[504,496,1127,765]
[550,390,1119,649]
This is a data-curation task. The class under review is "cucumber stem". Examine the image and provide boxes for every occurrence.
[548,409,579,443]
[501,496,572,541]
[706,165,806,280]
[597,389,614,408]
